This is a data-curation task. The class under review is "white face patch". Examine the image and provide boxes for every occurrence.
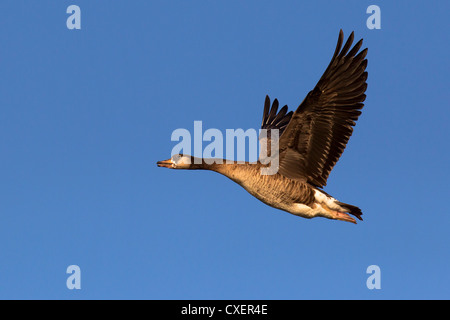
[172,155,191,166]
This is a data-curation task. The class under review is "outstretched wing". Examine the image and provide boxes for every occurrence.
[259,95,293,161]
[278,30,368,187]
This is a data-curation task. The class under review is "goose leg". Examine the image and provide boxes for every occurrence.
[331,211,357,224]
[319,203,357,224]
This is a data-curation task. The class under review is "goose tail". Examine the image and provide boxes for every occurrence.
[336,202,363,221]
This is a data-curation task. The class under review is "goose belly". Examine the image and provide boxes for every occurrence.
[237,177,316,216]
[239,179,344,219]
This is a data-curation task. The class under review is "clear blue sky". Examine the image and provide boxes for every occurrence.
[0,1,449,299]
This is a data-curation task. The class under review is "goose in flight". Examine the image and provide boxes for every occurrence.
[157,30,368,224]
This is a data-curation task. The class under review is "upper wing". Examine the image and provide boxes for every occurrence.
[277,30,368,187]
[259,95,293,161]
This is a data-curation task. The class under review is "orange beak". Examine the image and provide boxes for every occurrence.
[157,159,172,168]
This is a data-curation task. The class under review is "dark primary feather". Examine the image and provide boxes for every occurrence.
[259,96,293,159]
[261,95,293,134]
[276,29,368,187]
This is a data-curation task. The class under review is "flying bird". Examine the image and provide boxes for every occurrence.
[157,30,368,224]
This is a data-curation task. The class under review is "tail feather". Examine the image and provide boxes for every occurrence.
[337,202,363,221]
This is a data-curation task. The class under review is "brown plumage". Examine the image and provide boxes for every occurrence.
[277,30,367,187]
[157,30,367,224]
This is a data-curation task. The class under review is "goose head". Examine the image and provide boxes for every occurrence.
[157,154,203,169]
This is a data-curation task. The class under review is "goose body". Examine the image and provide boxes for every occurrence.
[157,30,367,224]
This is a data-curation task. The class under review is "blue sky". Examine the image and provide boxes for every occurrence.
[0,1,449,299]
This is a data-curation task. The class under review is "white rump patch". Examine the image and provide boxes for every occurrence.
[314,190,341,211]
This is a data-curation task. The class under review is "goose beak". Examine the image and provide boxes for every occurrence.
[157,159,172,168]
